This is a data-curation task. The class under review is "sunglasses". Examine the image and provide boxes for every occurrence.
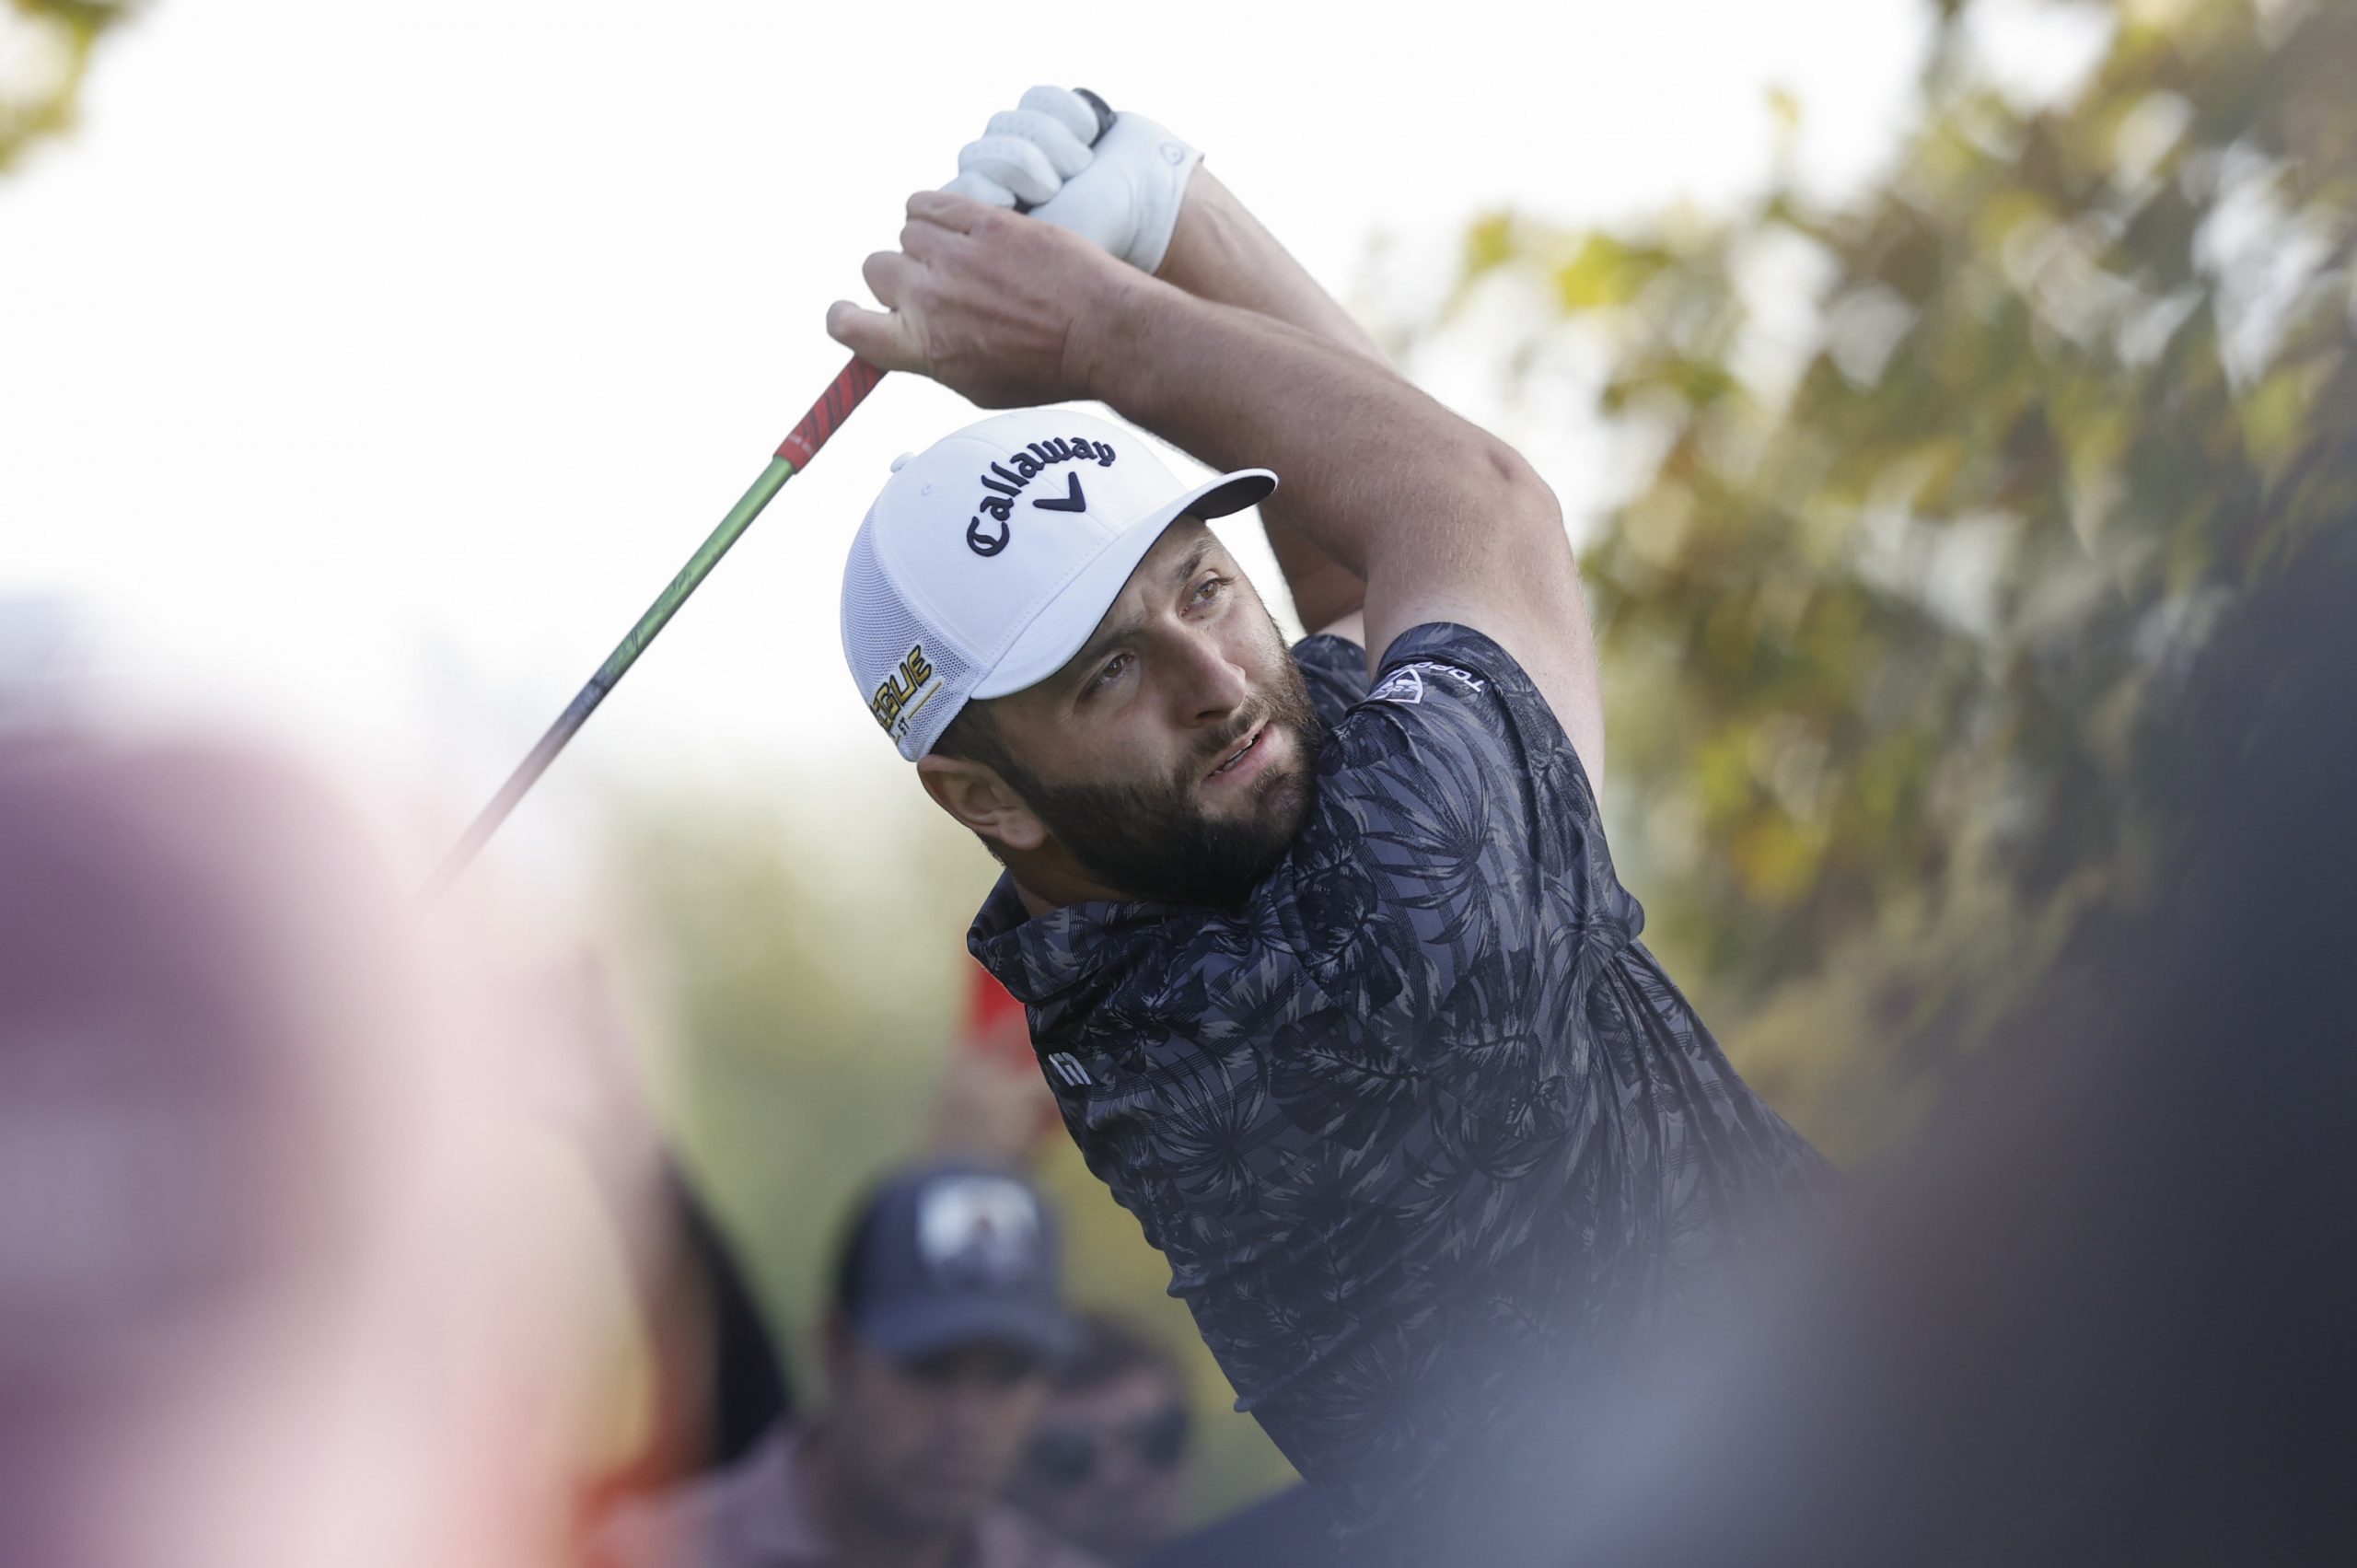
[1026,1404,1191,1487]
[901,1343,1047,1388]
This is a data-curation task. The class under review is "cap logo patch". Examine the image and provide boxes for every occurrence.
[917,1176,1041,1286]
[966,437,1118,557]
[869,642,937,739]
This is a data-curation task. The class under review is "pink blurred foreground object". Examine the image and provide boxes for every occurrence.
[0,732,593,1568]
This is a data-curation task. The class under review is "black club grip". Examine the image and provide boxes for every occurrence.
[1013,87,1117,215]
[1074,87,1119,145]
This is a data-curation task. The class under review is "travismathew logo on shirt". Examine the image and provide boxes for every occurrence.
[967,437,1118,557]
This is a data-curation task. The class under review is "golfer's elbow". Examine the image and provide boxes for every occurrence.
[1472,436,1573,575]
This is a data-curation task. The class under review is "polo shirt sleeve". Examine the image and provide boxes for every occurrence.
[1266,621,1641,1020]
[1291,630,1371,730]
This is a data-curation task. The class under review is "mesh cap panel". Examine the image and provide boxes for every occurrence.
[841,511,972,761]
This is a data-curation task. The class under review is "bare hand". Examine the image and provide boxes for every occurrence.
[826,191,1139,408]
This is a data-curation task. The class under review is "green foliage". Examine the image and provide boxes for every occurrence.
[1410,0,2357,1151]
[0,0,142,173]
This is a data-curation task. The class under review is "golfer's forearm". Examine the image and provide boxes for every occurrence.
[1160,172,1389,368]
[1084,282,1534,598]
[1158,175,1376,633]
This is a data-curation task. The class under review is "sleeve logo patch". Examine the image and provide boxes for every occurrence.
[1369,661,1487,708]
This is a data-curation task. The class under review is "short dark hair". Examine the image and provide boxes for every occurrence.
[1053,1310,1187,1396]
[931,697,1017,776]
[930,699,1032,867]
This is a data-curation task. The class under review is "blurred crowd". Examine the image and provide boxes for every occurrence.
[0,628,1295,1568]
[8,531,2356,1568]
[0,493,2339,1566]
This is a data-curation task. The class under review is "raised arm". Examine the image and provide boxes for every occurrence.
[829,192,1605,785]
[1155,171,1374,638]
[933,88,1374,640]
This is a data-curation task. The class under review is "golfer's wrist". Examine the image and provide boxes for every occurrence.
[1066,265,1171,408]
[1154,168,1241,289]
[1149,170,1393,372]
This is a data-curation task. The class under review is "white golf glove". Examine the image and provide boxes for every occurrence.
[942,86,1203,276]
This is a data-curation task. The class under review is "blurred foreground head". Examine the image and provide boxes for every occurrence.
[1523,542,2357,1568]
[0,733,576,1568]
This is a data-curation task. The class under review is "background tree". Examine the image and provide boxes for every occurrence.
[1,0,141,173]
[1407,0,2357,1150]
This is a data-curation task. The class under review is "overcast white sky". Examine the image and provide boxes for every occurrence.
[2,0,1990,853]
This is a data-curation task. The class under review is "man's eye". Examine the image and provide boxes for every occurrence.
[1192,576,1228,605]
[1089,653,1130,692]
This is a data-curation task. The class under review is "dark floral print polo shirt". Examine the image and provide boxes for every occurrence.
[970,622,1835,1545]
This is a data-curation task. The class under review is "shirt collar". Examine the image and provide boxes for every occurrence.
[967,872,1182,1008]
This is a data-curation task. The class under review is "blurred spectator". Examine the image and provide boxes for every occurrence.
[1134,1484,1336,1568]
[0,731,595,1568]
[656,1165,798,1468]
[1488,544,2357,1567]
[517,950,795,1513]
[1008,1314,1193,1566]
[0,594,94,732]
[595,1159,1102,1568]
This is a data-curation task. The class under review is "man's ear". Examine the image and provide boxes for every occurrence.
[915,753,1051,854]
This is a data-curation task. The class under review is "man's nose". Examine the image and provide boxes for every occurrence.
[1170,628,1249,725]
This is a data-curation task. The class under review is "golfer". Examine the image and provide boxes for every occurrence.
[830,88,1835,1555]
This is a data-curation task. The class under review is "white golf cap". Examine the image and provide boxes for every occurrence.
[841,409,1275,761]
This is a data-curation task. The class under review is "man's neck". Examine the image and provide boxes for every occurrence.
[803,1430,970,1568]
[1006,855,1132,919]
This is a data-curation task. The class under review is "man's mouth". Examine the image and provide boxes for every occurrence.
[1206,725,1266,782]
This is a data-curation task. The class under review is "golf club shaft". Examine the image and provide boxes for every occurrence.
[425,355,886,897]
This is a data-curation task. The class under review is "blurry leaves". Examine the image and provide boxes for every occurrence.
[1462,210,1517,281]
[1399,0,2357,1152]
[1555,233,1678,314]
[0,0,142,174]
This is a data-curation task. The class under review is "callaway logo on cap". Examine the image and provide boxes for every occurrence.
[840,409,1276,761]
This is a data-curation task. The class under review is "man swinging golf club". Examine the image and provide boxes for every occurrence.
[830,88,1836,1562]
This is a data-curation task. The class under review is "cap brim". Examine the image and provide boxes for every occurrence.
[972,468,1278,701]
[853,1295,1075,1364]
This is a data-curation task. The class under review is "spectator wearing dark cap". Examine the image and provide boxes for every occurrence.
[1007,1315,1194,1567]
[594,1159,1104,1568]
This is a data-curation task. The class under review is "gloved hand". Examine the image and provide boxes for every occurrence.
[941,86,1204,276]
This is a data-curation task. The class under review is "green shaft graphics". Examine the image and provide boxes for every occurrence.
[426,354,885,898]
[423,456,797,899]
[598,455,795,693]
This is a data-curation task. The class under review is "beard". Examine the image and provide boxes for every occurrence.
[1004,648,1325,909]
